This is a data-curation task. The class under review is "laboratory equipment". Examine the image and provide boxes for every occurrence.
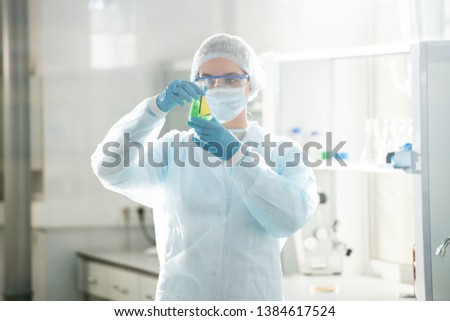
[294,192,351,275]
[189,96,212,121]
[306,130,321,163]
[290,127,303,147]
[361,119,380,164]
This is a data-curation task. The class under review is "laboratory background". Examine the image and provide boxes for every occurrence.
[1,0,450,301]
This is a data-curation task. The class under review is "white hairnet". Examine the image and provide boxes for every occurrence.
[190,33,265,101]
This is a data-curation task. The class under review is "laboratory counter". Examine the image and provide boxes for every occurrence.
[283,274,415,301]
[76,249,159,300]
[76,250,415,301]
[77,249,160,276]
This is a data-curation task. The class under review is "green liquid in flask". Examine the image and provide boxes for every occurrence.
[189,96,213,121]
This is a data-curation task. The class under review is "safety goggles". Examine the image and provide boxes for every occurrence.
[194,74,249,89]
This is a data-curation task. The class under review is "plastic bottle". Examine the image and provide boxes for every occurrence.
[290,127,303,148]
[307,130,323,162]
[189,96,212,121]
[361,119,376,163]
[398,118,405,143]
[397,117,413,148]
[406,118,413,143]
[386,119,400,152]
[377,118,389,164]
[372,119,381,159]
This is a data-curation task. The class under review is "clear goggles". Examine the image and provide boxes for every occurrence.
[194,74,249,89]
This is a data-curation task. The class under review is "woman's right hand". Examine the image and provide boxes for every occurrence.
[156,80,205,113]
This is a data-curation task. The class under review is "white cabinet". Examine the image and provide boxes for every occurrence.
[139,275,158,301]
[77,251,159,301]
[262,40,450,300]
[108,266,141,301]
[412,41,450,300]
[262,45,415,282]
[84,261,111,299]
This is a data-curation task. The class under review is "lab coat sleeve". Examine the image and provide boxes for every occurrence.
[91,96,169,208]
[230,143,318,238]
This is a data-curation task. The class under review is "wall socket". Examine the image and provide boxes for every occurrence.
[116,206,155,226]
[137,207,154,225]
[122,207,131,223]
[116,206,133,226]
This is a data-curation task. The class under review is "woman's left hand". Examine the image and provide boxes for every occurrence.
[187,117,241,161]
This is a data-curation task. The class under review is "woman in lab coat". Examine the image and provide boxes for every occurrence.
[91,33,318,300]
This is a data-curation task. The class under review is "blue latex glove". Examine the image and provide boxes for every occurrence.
[187,117,241,161]
[156,80,205,113]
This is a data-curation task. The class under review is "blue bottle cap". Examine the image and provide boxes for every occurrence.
[291,127,302,134]
[402,143,412,151]
[334,152,349,160]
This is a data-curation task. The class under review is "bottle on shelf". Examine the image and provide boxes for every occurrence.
[307,130,323,163]
[361,119,377,163]
[377,118,389,164]
[386,119,400,153]
[397,117,413,148]
[406,117,413,143]
[290,127,303,148]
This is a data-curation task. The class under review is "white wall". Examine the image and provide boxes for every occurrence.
[233,0,371,53]
[34,0,230,228]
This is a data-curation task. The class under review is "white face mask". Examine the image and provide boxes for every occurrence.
[205,87,247,123]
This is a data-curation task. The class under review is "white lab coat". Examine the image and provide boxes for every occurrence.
[91,96,318,300]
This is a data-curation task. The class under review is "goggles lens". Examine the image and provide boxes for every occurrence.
[195,74,249,89]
